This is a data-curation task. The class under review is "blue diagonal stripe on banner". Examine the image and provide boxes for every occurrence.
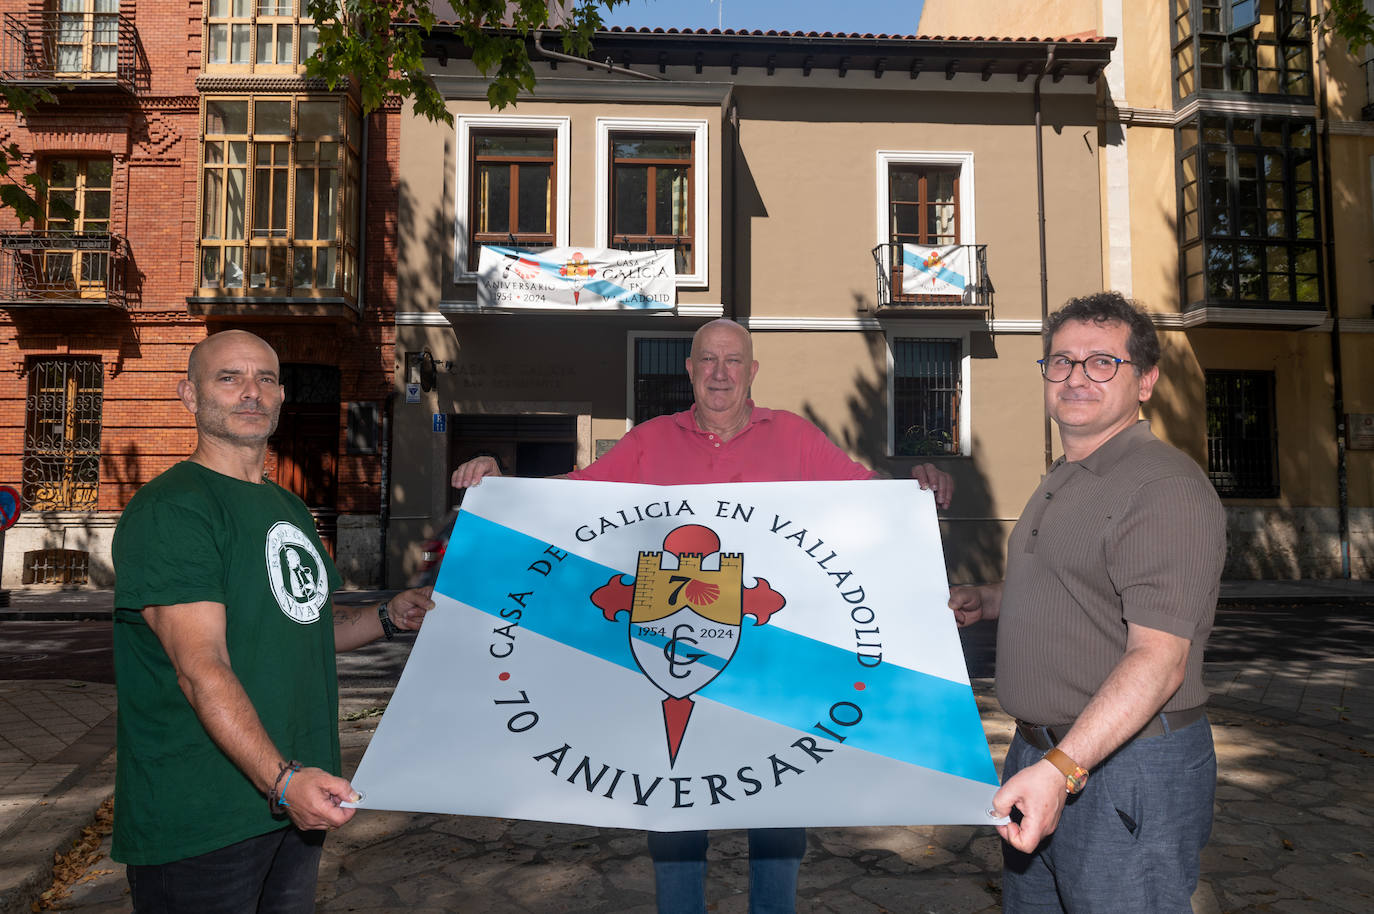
[440,512,997,786]
[901,247,967,292]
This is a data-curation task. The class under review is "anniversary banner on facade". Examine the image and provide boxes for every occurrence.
[476,245,676,310]
[348,477,1002,829]
[900,243,974,297]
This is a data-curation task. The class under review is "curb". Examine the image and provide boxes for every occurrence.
[0,717,116,914]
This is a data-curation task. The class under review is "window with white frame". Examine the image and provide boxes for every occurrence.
[887,330,970,457]
[455,115,569,280]
[876,151,975,302]
[597,117,708,286]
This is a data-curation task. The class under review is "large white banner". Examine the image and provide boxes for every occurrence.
[476,245,676,310]
[348,478,1002,829]
[900,244,974,297]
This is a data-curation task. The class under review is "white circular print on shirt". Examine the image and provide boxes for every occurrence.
[265,521,329,624]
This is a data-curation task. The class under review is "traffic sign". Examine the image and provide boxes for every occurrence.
[0,485,19,531]
[0,489,19,530]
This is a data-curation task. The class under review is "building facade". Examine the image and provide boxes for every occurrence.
[921,0,1374,578]
[0,0,399,588]
[388,23,1116,585]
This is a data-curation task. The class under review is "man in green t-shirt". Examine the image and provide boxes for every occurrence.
[112,329,435,913]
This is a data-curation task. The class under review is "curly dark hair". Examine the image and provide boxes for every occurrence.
[1043,291,1160,373]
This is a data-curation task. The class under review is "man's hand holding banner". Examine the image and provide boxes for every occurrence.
[348,478,1003,829]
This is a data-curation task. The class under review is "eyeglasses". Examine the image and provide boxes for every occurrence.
[1037,355,1133,383]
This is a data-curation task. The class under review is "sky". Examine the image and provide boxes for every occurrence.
[600,0,929,36]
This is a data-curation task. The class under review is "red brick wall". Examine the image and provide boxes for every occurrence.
[0,0,399,520]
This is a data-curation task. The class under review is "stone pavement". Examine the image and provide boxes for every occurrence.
[1,582,1371,913]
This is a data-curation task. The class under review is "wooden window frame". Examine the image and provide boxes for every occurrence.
[197,94,359,299]
[466,130,558,271]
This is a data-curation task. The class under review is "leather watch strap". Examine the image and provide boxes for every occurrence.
[1043,747,1089,794]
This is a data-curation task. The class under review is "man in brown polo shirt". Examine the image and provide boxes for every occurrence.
[949,292,1225,913]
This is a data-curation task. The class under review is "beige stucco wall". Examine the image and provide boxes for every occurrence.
[918,0,1098,38]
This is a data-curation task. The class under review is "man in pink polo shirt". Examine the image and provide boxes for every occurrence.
[451,318,952,914]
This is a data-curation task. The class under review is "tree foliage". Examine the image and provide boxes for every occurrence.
[306,0,627,123]
[0,84,62,226]
[1315,0,1374,56]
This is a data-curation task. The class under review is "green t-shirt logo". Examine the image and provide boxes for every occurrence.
[264,520,329,623]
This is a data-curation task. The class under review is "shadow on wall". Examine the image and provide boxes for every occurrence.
[797,299,1009,585]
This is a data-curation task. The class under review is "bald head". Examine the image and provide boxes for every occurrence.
[690,319,753,363]
[187,330,277,387]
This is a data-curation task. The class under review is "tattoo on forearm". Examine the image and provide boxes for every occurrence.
[334,607,365,628]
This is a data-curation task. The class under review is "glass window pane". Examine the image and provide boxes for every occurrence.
[301,25,319,60]
[207,100,248,135]
[892,204,919,238]
[201,247,221,286]
[476,134,554,157]
[516,164,549,234]
[209,24,228,65]
[317,168,336,238]
[614,137,691,159]
[257,25,272,65]
[890,169,919,202]
[294,171,315,239]
[228,141,248,164]
[315,246,336,289]
[255,101,291,135]
[84,191,110,221]
[86,159,113,187]
[231,24,250,64]
[293,247,313,289]
[276,28,291,66]
[203,171,224,238]
[613,167,648,236]
[226,168,246,239]
[224,247,243,287]
[298,101,337,137]
[654,168,689,236]
[476,165,510,233]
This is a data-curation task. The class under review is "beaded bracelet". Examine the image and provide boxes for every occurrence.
[269,759,302,815]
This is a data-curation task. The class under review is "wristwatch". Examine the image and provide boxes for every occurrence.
[1043,747,1089,795]
[378,601,398,640]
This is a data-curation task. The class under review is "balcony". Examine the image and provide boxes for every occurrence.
[0,231,129,309]
[1364,59,1373,122]
[0,10,140,92]
[872,242,993,316]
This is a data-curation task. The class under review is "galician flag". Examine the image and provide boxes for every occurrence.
[347,478,1002,829]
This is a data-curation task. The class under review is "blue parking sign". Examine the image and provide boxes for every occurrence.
[433,413,447,433]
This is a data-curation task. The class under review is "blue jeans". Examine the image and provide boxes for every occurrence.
[647,827,807,914]
[127,826,324,914]
[1001,715,1216,913]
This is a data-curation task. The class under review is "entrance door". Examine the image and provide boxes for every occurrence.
[447,415,576,508]
[268,363,340,553]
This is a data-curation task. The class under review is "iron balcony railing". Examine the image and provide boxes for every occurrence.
[1364,59,1373,122]
[872,242,993,315]
[0,10,139,91]
[0,231,129,309]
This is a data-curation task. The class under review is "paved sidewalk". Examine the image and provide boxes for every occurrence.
[1,580,1371,913]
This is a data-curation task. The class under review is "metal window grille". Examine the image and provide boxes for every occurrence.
[22,548,89,585]
[23,357,103,510]
[893,339,961,456]
[1206,369,1279,497]
[634,337,693,424]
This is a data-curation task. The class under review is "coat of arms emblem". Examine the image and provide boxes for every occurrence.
[590,524,785,765]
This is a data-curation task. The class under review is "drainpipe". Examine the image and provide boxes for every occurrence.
[1035,44,1057,472]
[531,30,666,80]
[1316,26,1350,578]
[728,97,739,321]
